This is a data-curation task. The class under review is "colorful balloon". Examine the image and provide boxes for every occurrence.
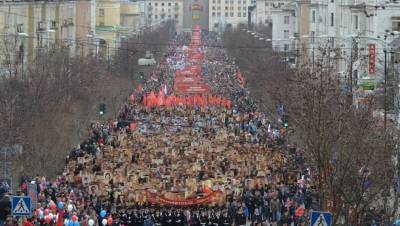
[50,203,56,211]
[107,217,112,226]
[64,219,69,226]
[71,215,78,222]
[100,210,107,218]
[44,209,50,216]
[88,219,94,226]
[67,204,73,212]
[57,201,64,209]
[101,219,107,226]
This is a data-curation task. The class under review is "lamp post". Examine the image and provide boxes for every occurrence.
[0,144,23,192]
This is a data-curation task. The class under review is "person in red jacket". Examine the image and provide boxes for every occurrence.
[22,218,33,226]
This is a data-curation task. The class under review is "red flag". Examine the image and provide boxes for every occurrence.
[57,209,63,226]
[203,185,213,194]
[130,122,137,130]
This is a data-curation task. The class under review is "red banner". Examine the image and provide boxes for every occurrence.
[192,25,202,31]
[146,191,221,206]
[175,76,200,83]
[176,65,202,77]
[175,84,211,94]
[368,43,376,75]
[189,52,204,60]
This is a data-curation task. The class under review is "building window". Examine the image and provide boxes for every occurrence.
[331,0,334,2]
[312,10,315,23]
[214,23,219,28]
[148,3,151,5]
[155,3,158,6]
[161,2,164,6]
[284,16,289,24]
[311,31,315,43]
[238,12,242,17]
[212,12,216,16]
[174,14,178,19]
[354,15,358,30]
[168,2,171,6]
[284,30,289,38]
[238,6,241,10]
[330,13,334,26]
[392,17,400,32]
[99,8,105,17]
[230,6,234,10]
[212,6,216,10]
[243,12,246,17]
[99,21,104,26]
[230,12,234,17]
[217,12,221,17]
[225,12,229,17]
[284,44,289,51]
[175,2,178,6]
[155,15,158,19]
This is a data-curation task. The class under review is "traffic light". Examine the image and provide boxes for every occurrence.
[282,115,288,129]
[139,71,144,80]
[99,103,106,116]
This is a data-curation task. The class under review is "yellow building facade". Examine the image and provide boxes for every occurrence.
[0,1,75,75]
[96,0,120,56]
[120,1,140,35]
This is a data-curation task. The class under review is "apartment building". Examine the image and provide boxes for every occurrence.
[208,0,251,32]
[255,0,290,25]
[139,0,184,32]
[0,0,76,74]
[308,0,400,83]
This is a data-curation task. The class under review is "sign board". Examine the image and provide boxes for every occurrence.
[310,211,332,226]
[0,178,11,193]
[12,196,31,217]
[174,84,211,94]
[27,183,38,211]
[368,44,376,75]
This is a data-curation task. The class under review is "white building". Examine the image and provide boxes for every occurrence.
[208,0,251,32]
[271,2,298,52]
[308,0,400,83]
[255,0,290,25]
[138,0,184,31]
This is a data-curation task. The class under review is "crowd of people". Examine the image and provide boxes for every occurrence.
[0,27,316,226]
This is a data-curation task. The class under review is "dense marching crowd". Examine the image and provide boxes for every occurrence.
[0,28,317,226]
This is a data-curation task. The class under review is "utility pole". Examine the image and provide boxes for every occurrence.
[349,38,353,93]
[384,49,387,133]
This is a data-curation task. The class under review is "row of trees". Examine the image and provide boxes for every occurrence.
[0,22,176,182]
[224,27,398,225]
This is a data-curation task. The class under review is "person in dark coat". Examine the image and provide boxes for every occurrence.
[153,210,162,226]
[0,194,10,226]
[219,211,231,226]
[234,208,246,226]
